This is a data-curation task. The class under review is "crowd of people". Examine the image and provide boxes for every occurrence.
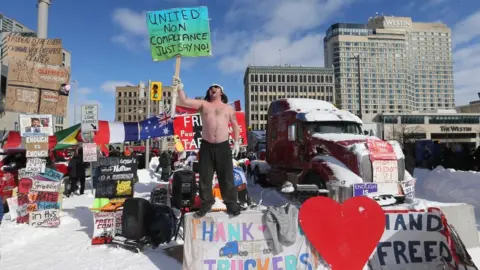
[404,142,480,173]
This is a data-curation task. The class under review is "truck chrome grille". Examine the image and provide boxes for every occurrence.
[358,154,373,182]
[397,157,405,182]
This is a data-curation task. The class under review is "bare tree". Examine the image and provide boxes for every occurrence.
[392,124,422,147]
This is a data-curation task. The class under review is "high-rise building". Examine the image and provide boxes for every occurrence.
[115,84,174,122]
[243,66,335,130]
[0,13,70,132]
[324,16,454,121]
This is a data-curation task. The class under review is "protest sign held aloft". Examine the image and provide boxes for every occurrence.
[146,6,212,62]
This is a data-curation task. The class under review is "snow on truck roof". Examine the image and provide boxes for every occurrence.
[284,98,363,124]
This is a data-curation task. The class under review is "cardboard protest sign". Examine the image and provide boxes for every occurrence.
[7,59,71,92]
[3,34,63,65]
[26,158,46,173]
[146,7,212,61]
[366,139,398,183]
[6,80,68,117]
[25,136,49,158]
[16,177,62,226]
[83,143,97,162]
[173,112,248,151]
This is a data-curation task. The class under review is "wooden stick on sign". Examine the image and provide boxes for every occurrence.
[170,55,182,119]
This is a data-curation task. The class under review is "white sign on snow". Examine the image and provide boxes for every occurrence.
[81,104,99,131]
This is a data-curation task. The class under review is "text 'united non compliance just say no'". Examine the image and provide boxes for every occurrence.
[146,7,212,61]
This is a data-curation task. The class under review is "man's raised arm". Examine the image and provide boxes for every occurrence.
[177,88,205,110]
[230,107,240,157]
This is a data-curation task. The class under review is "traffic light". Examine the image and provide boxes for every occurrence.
[150,81,162,101]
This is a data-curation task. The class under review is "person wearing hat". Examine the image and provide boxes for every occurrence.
[176,77,240,218]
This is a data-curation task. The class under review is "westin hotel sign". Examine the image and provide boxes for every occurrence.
[383,19,411,27]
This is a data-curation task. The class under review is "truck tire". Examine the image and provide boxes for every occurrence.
[303,172,327,190]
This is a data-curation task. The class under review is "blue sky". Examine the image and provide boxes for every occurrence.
[3,0,480,125]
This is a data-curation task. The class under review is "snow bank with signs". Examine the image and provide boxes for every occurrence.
[414,167,480,222]
[414,167,480,251]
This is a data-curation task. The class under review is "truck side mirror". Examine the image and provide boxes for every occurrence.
[363,130,369,135]
[370,129,376,136]
[288,124,296,141]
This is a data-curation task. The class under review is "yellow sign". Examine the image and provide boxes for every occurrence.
[173,135,184,152]
[150,81,162,101]
[116,180,132,196]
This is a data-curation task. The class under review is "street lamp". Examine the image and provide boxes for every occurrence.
[71,79,78,124]
[350,55,362,120]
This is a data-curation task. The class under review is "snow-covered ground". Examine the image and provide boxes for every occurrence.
[414,166,480,267]
[0,159,287,270]
[2,163,480,269]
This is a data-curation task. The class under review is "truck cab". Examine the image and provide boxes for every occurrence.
[251,98,407,202]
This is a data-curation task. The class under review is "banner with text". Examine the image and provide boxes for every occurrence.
[367,139,398,183]
[16,177,62,226]
[183,208,473,270]
[93,157,137,199]
[3,34,63,65]
[146,6,212,61]
[173,112,247,151]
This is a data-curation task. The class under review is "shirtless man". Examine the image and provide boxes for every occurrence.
[175,78,241,218]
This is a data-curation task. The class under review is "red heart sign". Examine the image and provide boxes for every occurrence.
[18,178,33,194]
[299,196,386,270]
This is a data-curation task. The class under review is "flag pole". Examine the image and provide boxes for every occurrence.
[146,80,151,167]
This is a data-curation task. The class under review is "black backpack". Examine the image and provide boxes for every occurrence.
[147,204,177,246]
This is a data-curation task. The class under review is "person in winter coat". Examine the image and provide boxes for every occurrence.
[67,148,87,196]
[156,151,171,182]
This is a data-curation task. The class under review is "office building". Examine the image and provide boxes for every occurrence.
[243,66,335,130]
[324,16,454,121]
[115,85,174,122]
[0,13,70,132]
[373,111,480,148]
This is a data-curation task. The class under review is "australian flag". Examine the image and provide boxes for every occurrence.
[139,111,173,140]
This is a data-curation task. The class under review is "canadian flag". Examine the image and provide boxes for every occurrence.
[229,100,241,111]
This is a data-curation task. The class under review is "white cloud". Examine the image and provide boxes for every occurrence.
[111,8,149,50]
[78,87,92,95]
[216,0,355,73]
[454,43,480,105]
[101,80,135,93]
[453,10,480,47]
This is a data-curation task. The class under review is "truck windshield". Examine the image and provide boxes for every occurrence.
[306,121,362,135]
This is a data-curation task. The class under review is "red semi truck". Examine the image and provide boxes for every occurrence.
[249,98,408,202]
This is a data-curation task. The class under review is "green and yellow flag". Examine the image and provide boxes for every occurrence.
[54,124,81,150]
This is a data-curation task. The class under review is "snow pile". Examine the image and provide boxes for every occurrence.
[414,166,480,222]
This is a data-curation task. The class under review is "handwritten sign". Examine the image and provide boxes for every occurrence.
[41,168,64,181]
[26,158,46,173]
[146,7,212,61]
[369,209,456,269]
[83,143,98,162]
[39,90,68,117]
[3,34,63,65]
[183,209,469,270]
[400,179,416,200]
[30,179,61,192]
[372,160,399,183]
[7,59,70,91]
[26,136,49,157]
[367,139,397,160]
[29,209,60,227]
